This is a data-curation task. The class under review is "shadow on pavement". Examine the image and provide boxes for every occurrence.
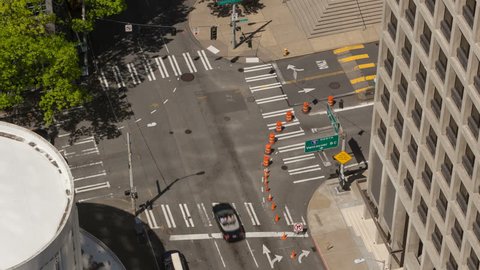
[77,202,165,270]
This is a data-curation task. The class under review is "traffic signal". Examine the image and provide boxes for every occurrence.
[171,27,177,36]
[210,26,217,40]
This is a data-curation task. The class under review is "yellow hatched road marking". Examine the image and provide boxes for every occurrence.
[284,70,345,85]
[350,75,376,85]
[366,75,376,81]
[354,63,376,70]
[354,86,374,93]
[333,44,365,55]
[339,54,369,63]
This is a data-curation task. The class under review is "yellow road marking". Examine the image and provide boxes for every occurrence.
[350,75,376,85]
[354,63,376,70]
[355,86,375,93]
[339,54,369,63]
[284,70,345,85]
[333,44,365,55]
[366,75,376,81]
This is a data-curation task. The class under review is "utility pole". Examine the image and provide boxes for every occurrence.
[127,132,137,213]
[327,96,348,191]
[231,3,237,48]
[81,0,88,76]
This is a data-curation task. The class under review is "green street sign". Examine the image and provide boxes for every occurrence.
[304,135,339,153]
[217,0,242,5]
[326,106,339,133]
[236,18,248,22]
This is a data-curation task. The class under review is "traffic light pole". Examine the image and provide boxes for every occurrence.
[231,4,237,48]
[327,99,348,191]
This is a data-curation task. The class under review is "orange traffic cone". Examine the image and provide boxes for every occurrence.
[290,250,297,259]
[269,132,276,144]
[267,194,273,201]
[302,102,311,114]
[263,156,270,167]
[265,143,272,155]
[264,182,270,192]
[328,95,335,107]
[281,232,287,240]
[275,121,283,133]
[263,169,269,179]
[274,214,280,223]
[285,111,293,122]
[271,202,276,210]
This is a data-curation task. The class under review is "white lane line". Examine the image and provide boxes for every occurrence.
[287,164,320,173]
[285,205,294,225]
[58,133,71,138]
[170,234,210,240]
[201,50,213,70]
[183,53,194,73]
[261,108,293,118]
[173,87,177,93]
[198,203,212,227]
[197,50,208,70]
[146,209,160,229]
[289,167,322,175]
[243,63,272,72]
[276,129,305,141]
[277,142,304,151]
[267,119,300,130]
[67,150,99,157]
[246,240,259,268]
[73,171,107,182]
[131,63,140,84]
[150,109,157,114]
[283,212,291,225]
[74,181,110,194]
[81,147,98,153]
[311,102,374,115]
[146,59,156,80]
[143,62,152,81]
[282,153,315,164]
[154,57,169,78]
[70,161,103,170]
[163,99,168,104]
[185,52,197,72]
[244,202,256,225]
[161,204,172,228]
[232,203,237,211]
[184,203,195,227]
[113,65,126,87]
[135,118,142,123]
[293,175,325,184]
[301,216,307,225]
[169,231,309,241]
[179,204,190,227]
[202,203,212,226]
[247,203,260,225]
[249,82,282,92]
[214,241,226,268]
[168,55,179,76]
[245,73,277,82]
[61,139,93,148]
[256,94,288,104]
[245,57,259,63]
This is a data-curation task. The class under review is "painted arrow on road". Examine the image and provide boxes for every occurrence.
[287,64,304,81]
[299,88,315,93]
[297,249,311,263]
[262,244,282,269]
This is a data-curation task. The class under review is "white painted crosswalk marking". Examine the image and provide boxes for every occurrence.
[144,58,156,81]
[243,63,273,72]
[245,73,277,82]
[200,50,213,70]
[145,209,160,229]
[288,164,322,175]
[161,204,176,228]
[244,202,261,225]
[154,57,169,78]
[74,181,110,194]
[261,108,294,119]
[179,204,194,227]
[293,175,325,184]
[113,65,126,88]
[184,203,194,227]
[73,170,107,182]
[197,50,209,71]
[277,142,305,153]
[284,205,294,225]
[316,60,328,70]
[276,129,305,140]
[197,203,212,227]
[143,62,152,81]
[255,94,287,104]
[267,119,300,130]
[282,153,315,164]
[126,63,140,85]
[249,82,282,93]
[182,52,197,73]
[98,70,108,89]
[168,55,181,76]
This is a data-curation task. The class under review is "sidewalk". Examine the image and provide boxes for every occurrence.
[188,0,381,62]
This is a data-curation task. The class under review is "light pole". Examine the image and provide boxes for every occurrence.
[126,132,137,213]
[354,257,387,270]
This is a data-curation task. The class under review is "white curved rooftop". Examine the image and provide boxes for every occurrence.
[0,122,74,269]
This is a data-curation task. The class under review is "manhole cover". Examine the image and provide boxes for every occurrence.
[169,131,174,134]
[281,165,288,170]
[246,96,255,103]
[181,73,195,82]
[329,82,340,89]
[224,116,231,121]
[185,129,192,134]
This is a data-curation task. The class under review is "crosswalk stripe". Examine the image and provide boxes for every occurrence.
[161,204,172,228]
[179,204,191,227]
[183,52,197,73]
[267,119,299,130]
[256,94,287,104]
[287,164,320,173]
[276,129,305,140]
[243,63,272,72]
[143,62,152,81]
[201,50,213,70]
[113,65,126,87]
[146,209,160,229]
[197,50,209,70]
[74,181,110,194]
[126,63,138,85]
[283,153,315,164]
[183,53,193,73]
[261,108,293,118]
[73,170,107,182]
[293,175,325,184]
[245,73,277,82]
[289,167,322,175]
[285,205,294,224]
[244,202,261,225]
[249,82,282,92]
[277,142,305,153]
[184,203,194,227]
[198,203,212,227]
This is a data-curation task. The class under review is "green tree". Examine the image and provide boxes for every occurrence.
[70,0,127,32]
[0,0,88,125]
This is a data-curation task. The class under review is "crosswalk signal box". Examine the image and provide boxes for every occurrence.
[210,26,217,40]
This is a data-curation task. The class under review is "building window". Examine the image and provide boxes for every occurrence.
[452,219,464,249]
[394,111,404,136]
[416,62,427,92]
[420,23,432,54]
[402,38,412,66]
[426,127,437,156]
[408,137,418,163]
[418,197,428,225]
[381,86,390,112]
[468,249,480,270]
[412,99,422,129]
[468,105,480,139]
[378,119,387,145]
[462,145,475,177]
[385,49,394,77]
[447,254,458,270]
[416,240,423,263]
[422,163,433,191]
[474,212,480,242]
[406,0,416,28]
[432,224,443,252]
[431,88,442,119]
[457,182,469,215]
[463,0,476,28]
[474,61,480,94]
[391,144,400,170]
[398,74,408,103]
[436,48,448,82]
[446,116,458,147]
[436,190,447,220]
[441,154,453,185]
[425,0,435,15]
[457,34,470,70]
[441,8,453,41]
[388,14,398,40]
[451,76,464,110]
[404,171,414,198]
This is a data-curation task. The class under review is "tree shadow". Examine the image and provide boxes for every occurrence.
[205,0,265,18]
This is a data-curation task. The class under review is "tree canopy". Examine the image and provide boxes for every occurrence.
[70,0,127,32]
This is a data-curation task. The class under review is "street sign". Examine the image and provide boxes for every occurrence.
[293,223,304,234]
[217,0,241,5]
[236,18,248,23]
[326,106,339,133]
[304,135,339,153]
[334,151,352,165]
[125,24,133,32]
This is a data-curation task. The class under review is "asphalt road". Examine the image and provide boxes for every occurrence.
[52,1,379,269]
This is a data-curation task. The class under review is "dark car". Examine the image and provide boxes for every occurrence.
[162,250,188,270]
[212,203,245,242]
